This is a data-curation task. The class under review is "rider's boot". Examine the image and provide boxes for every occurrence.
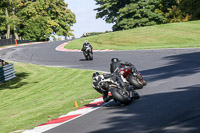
[103,96,113,102]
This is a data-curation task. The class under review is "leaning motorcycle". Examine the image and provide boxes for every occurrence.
[94,73,138,105]
[111,64,147,89]
[83,46,93,60]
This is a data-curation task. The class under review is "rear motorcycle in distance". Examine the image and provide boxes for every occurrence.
[83,46,93,60]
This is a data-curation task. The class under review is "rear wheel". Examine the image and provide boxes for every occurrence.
[127,74,143,89]
[143,80,147,86]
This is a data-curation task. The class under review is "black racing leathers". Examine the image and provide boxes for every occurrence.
[93,73,126,102]
[110,60,136,73]
[93,72,140,102]
[81,43,93,52]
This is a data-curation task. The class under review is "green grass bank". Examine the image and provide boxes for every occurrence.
[0,62,100,133]
[1,20,200,133]
[65,20,200,50]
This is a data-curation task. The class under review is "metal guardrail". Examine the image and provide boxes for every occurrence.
[0,63,16,83]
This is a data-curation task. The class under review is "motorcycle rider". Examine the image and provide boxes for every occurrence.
[110,58,147,88]
[92,72,112,102]
[81,40,93,53]
[110,58,136,73]
[92,72,140,103]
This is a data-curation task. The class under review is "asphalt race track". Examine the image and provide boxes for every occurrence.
[1,41,200,133]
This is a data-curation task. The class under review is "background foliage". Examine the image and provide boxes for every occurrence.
[95,0,200,31]
[0,0,76,41]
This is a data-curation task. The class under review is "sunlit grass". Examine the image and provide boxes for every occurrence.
[66,21,200,50]
[0,62,100,133]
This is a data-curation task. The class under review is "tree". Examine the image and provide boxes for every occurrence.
[155,0,188,23]
[95,0,163,31]
[0,0,11,39]
[21,16,50,41]
[0,0,76,41]
[0,0,21,39]
[115,0,163,31]
[0,7,7,37]
[17,0,76,41]
[155,0,200,23]
[95,0,129,24]
[95,0,200,31]
[180,0,200,20]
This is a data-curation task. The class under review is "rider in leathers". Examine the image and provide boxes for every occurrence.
[92,72,140,102]
[81,40,93,53]
[110,58,136,73]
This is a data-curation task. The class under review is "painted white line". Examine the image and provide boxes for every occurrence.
[23,123,62,133]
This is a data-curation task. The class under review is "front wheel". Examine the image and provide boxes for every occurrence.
[88,52,93,60]
[83,52,88,60]
[110,87,132,105]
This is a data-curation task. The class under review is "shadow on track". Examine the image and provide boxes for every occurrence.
[90,84,200,133]
[89,52,200,133]
[141,52,200,82]
[79,59,93,61]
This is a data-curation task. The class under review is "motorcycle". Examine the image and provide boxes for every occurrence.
[93,73,139,105]
[83,46,93,60]
[110,63,147,89]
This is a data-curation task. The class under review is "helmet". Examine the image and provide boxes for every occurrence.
[85,40,88,44]
[111,58,119,63]
[92,72,100,79]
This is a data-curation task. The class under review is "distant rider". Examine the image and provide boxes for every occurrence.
[81,40,93,53]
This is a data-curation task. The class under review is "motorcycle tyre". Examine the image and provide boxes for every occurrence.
[85,54,90,60]
[110,87,132,105]
[85,57,88,60]
[127,74,143,89]
[83,52,88,60]
[89,53,93,60]
[143,80,147,86]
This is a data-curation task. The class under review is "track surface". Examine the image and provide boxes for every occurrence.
[1,41,200,133]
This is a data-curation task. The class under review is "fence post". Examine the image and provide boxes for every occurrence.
[15,39,18,45]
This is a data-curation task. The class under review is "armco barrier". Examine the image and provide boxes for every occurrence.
[0,63,16,83]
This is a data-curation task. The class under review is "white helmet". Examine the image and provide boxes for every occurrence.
[85,40,88,44]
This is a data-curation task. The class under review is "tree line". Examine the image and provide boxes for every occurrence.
[1,0,199,41]
[0,0,76,41]
[94,0,200,31]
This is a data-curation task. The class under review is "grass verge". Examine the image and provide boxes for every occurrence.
[65,20,200,50]
[0,62,100,133]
